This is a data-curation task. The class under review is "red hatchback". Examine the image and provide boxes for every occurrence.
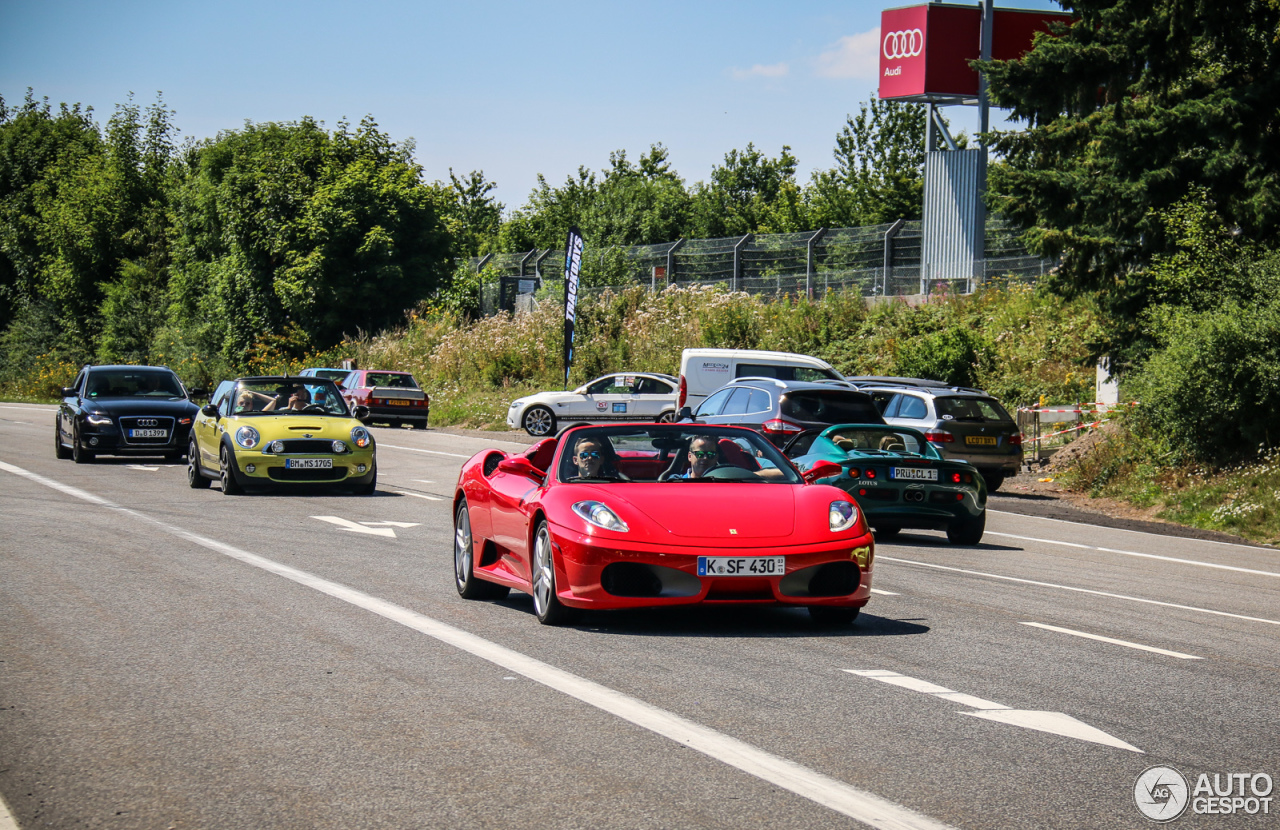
[339,370,429,429]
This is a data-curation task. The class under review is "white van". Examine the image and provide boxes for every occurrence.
[677,348,845,411]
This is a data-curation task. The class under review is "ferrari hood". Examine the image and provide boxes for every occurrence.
[610,484,796,540]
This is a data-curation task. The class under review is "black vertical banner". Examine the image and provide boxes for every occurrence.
[562,227,584,389]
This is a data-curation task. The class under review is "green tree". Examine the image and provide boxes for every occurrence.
[687,143,803,237]
[441,168,503,257]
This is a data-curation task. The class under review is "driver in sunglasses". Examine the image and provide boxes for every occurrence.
[678,435,720,479]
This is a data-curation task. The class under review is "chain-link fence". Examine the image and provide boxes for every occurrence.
[472,219,1052,315]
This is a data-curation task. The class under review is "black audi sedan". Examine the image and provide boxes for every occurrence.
[56,365,205,463]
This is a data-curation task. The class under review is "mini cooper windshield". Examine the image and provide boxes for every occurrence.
[231,379,350,416]
[557,425,802,484]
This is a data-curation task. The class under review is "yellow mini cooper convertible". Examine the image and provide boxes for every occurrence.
[188,376,377,495]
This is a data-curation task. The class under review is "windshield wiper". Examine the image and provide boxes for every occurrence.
[564,475,625,482]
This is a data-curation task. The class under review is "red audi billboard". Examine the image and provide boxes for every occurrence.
[879,3,1074,101]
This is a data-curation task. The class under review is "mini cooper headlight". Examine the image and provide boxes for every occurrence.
[270,440,285,453]
[829,500,858,532]
[235,426,260,449]
[86,413,113,426]
[332,440,347,453]
[350,426,371,449]
[571,500,630,532]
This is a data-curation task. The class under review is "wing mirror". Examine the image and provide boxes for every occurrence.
[200,403,219,419]
[61,386,77,397]
[676,406,695,422]
[497,456,545,483]
[803,459,843,483]
[353,405,370,420]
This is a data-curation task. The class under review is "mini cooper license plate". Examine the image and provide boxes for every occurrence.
[286,458,333,469]
[892,467,937,481]
[129,428,167,438]
[965,436,997,446]
[697,556,785,577]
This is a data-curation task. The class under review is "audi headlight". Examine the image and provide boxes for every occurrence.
[332,440,347,453]
[350,426,372,449]
[571,500,630,532]
[829,500,858,532]
[234,426,260,449]
[86,414,113,426]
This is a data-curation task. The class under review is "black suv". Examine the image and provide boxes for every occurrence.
[679,378,885,448]
[846,377,1022,491]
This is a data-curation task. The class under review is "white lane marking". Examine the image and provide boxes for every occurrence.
[381,443,470,458]
[311,516,397,537]
[360,520,420,529]
[1019,622,1202,660]
[0,461,956,830]
[0,791,17,830]
[870,588,899,596]
[845,670,1142,753]
[126,464,160,472]
[391,490,444,501]
[414,479,435,484]
[878,555,1280,627]
[0,404,56,411]
[988,508,1278,552]
[986,530,1280,579]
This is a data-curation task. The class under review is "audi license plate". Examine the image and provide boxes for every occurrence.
[697,556,785,577]
[891,467,937,481]
[286,458,333,469]
[129,428,167,438]
[387,399,410,406]
[965,436,997,446]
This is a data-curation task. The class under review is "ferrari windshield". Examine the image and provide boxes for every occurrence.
[557,425,801,484]
[231,378,350,416]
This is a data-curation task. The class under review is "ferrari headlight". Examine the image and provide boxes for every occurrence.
[350,426,372,449]
[86,413,113,426]
[332,440,347,453]
[571,500,630,532]
[234,426,260,449]
[829,500,858,532]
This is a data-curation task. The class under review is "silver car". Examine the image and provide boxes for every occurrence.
[848,378,1023,491]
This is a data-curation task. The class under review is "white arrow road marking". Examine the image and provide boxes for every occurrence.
[390,490,444,501]
[359,520,420,528]
[126,465,160,471]
[845,670,1143,753]
[0,459,958,830]
[311,516,396,537]
[1020,622,1202,659]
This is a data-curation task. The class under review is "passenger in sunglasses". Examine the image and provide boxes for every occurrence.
[568,435,628,481]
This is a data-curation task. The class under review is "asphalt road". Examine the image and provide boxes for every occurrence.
[2,404,1277,829]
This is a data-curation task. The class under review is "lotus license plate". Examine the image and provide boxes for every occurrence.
[965,436,997,446]
[129,428,167,438]
[286,458,333,469]
[891,467,937,481]
[697,556,785,577]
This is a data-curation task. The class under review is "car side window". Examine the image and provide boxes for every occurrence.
[897,395,928,419]
[736,363,787,379]
[794,367,838,382]
[720,387,753,416]
[585,376,617,395]
[697,387,735,417]
[71,371,85,396]
[747,389,771,414]
[870,391,896,415]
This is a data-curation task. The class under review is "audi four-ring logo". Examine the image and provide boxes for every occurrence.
[883,29,924,60]
[138,419,158,426]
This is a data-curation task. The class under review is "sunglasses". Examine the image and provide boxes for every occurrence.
[690,450,717,459]
[578,451,602,460]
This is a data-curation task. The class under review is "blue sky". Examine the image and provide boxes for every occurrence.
[2,0,1061,211]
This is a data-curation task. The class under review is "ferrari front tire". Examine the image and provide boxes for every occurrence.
[808,606,860,625]
[523,406,556,437]
[454,498,509,600]
[187,438,211,489]
[54,419,71,459]
[946,512,986,545]
[219,444,243,495]
[531,521,580,625]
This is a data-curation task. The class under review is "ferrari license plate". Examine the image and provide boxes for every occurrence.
[286,458,333,469]
[387,399,410,406]
[697,556,785,577]
[965,436,997,446]
[892,467,937,481]
[129,428,167,438]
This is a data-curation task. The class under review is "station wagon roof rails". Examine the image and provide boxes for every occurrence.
[730,377,790,388]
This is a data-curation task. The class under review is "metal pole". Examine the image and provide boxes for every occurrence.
[805,228,827,299]
[733,233,753,292]
[882,219,904,297]
[474,253,493,273]
[518,249,536,278]
[979,0,994,144]
[666,238,685,285]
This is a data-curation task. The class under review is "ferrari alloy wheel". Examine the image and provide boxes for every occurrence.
[71,426,94,464]
[523,406,555,437]
[54,418,71,460]
[808,606,860,625]
[531,521,580,625]
[219,444,243,495]
[454,498,508,600]
[187,437,211,489]
[946,512,986,546]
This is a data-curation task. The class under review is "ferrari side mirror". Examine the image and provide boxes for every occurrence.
[497,456,545,484]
